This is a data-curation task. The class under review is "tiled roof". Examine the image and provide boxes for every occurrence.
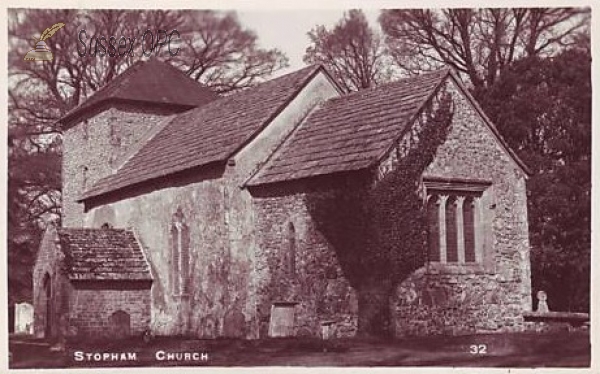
[247,69,450,186]
[60,59,218,126]
[57,228,152,281]
[81,65,323,200]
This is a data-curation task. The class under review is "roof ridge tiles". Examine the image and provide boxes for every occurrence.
[322,67,451,105]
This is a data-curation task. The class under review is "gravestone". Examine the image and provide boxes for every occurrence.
[320,320,336,340]
[222,308,246,338]
[268,302,297,337]
[536,290,549,313]
[15,302,34,334]
[109,310,131,339]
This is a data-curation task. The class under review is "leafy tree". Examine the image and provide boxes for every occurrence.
[478,46,591,312]
[380,8,590,95]
[7,8,288,304]
[304,9,391,93]
[8,149,61,304]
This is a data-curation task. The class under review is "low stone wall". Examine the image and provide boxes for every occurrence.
[522,311,590,333]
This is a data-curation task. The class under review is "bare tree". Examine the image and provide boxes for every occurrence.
[380,8,590,93]
[9,9,289,132]
[7,8,288,303]
[304,9,391,93]
[175,11,288,94]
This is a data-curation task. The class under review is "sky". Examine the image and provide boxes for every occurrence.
[237,9,381,76]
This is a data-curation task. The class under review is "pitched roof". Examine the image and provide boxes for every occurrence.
[81,64,323,200]
[57,228,152,281]
[60,59,218,126]
[247,69,451,186]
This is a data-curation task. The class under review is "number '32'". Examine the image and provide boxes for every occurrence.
[469,344,487,354]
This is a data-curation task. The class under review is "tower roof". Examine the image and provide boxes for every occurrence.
[60,59,218,127]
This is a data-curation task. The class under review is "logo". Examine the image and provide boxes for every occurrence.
[24,22,65,61]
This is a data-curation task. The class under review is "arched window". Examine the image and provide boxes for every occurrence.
[287,222,296,274]
[81,166,88,190]
[110,122,121,146]
[463,197,476,263]
[82,121,89,141]
[427,196,440,262]
[42,273,52,338]
[171,207,190,296]
[445,197,458,262]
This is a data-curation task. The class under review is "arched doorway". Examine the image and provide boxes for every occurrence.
[42,273,51,339]
[110,310,131,338]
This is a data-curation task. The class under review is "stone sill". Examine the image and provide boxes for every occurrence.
[424,262,492,275]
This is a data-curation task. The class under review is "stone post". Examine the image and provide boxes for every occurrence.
[536,291,549,313]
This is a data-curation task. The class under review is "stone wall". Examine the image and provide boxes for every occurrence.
[389,78,532,337]
[251,183,359,338]
[63,101,232,337]
[251,76,532,339]
[227,71,341,338]
[69,286,151,338]
[83,177,230,337]
[392,267,526,336]
[62,104,178,227]
[73,70,341,339]
[32,226,71,340]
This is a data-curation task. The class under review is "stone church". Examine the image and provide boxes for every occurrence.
[33,59,533,340]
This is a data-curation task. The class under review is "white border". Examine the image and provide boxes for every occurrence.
[0,1,596,374]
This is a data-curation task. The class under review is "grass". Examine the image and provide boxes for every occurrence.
[9,330,590,368]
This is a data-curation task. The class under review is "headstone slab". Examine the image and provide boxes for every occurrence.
[15,302,34,335]
[268,302,298,338]
[320,320,336,340]
[222,308,246,338]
